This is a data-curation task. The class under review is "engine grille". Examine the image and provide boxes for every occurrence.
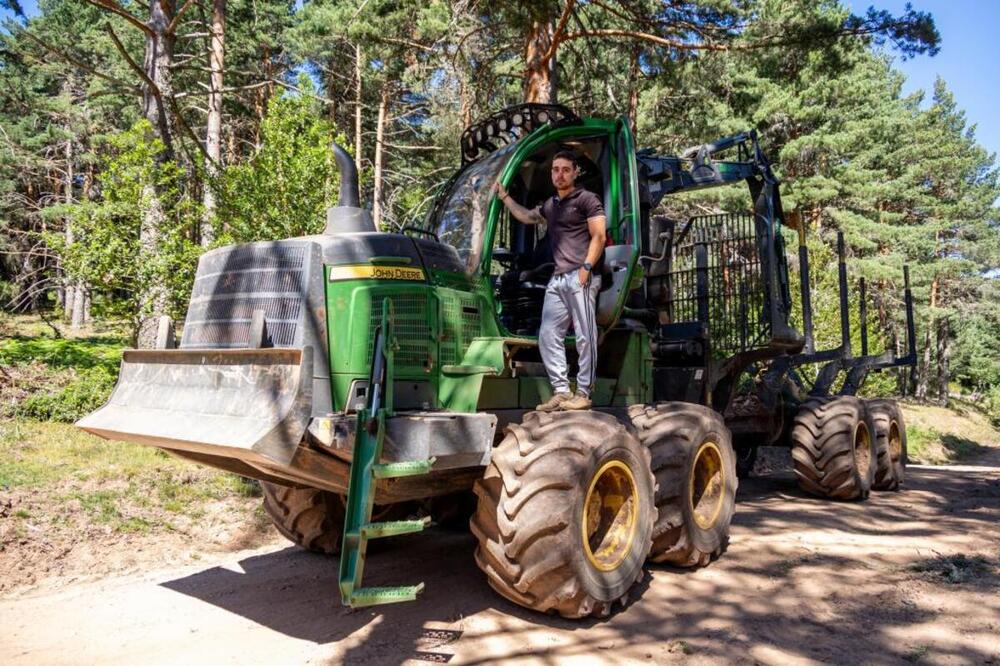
[440,294,481,365]
[368,293,434,368]
[181,243,308,349]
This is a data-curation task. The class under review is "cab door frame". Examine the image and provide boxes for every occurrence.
[477,117,641,338]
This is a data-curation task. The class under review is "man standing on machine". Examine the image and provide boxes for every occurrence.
[493,150,606,411]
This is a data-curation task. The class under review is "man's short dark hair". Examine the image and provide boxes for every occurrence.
[551,150,580,168]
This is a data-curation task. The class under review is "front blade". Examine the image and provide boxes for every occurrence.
[77,347,312,467]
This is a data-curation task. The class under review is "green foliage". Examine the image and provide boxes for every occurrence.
[16,366,117,422]
[951,284,1000,393]
[55,121,201,337]
[0,335,124,372]
[906,424,939,460]
[216,91,345,243]
[983,386,1000,427]
[0,332,124,422]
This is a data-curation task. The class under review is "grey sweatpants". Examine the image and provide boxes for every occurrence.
[539,271,601,397]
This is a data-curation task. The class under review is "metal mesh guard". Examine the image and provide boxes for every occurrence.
[668,213,771,353]
[181,243,308,349]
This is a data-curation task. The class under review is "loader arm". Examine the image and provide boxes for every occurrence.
[637,130,800,355]
[636,130,778,207]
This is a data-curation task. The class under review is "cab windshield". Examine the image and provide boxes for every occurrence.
[434,140,521,273]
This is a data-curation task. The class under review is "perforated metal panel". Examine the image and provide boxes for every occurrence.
[368,294,433,369]
[440,294,481,365]
[440,296,460,366]
[181,242,311,349]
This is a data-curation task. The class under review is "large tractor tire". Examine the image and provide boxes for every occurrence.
[790,397,876,500]
[628,403,738,567]
[261,482,345,555]
[867,399,907,490]
[262,482,418,555]
[470,410,654,618]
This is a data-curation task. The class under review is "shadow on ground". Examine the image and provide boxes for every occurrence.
[161,465,1000,664]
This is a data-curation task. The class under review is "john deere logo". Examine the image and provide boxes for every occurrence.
[328,265,425,282]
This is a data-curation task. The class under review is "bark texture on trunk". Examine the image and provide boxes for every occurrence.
[936,316,950,406]
[61,131,88,328]
[523,21,554,103]
[372,84,389,229]
[202,0,225,246]
[143,1,177,158]
[137,0,178,349]
[63,136,75,323]
[354,43,363,178]
[460,77,473,128]
[627,47,640,134]
[916,326,932,400]
[73,163,95,328]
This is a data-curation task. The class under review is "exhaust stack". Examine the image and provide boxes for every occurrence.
[325,142,375,234]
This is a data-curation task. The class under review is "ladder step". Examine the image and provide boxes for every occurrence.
[350,583,425,607]
[372,457,436,479]
[360,516,430,539]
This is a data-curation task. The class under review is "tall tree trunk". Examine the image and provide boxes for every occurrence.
[202,0,225,246]
[137,0,178,348]
[252,45,273,150]
[459,76,473,128]
[372,83,389,229]
[142,2,177,158]
[627,47,640,134]
[70,287,85,328]
[523,21,554,103]
[63,136,75,323]
[915,231,942,401]
[915,326,932,400]
[354,43,363,178]
[77,164,95,326]
[936,315,950,405]
[64,136,87,329]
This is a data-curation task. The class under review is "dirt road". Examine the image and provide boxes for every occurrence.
[3,454,999,665]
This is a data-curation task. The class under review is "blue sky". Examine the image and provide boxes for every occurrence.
[848,0,998,161]
[2,0,997,161]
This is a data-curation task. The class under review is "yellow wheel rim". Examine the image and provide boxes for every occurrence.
[888,421,902,463]
[582,460,638,572]
[689,441,725,530]
[854,421,872,477]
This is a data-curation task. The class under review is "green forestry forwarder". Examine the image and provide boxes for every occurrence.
[79,104,915,618]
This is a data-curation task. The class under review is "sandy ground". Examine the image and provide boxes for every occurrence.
[2,451,999,666]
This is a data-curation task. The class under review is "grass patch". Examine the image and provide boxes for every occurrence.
[0,419,262,527]
[907,425,989,463]
[0,420,173,489]
[900,403,999,464]
[906,425,940,461]
[0,332,125,422]
[15,366,118,422]
[938,434,988,459]
[62,489,155,533]
[0,335,124,372]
